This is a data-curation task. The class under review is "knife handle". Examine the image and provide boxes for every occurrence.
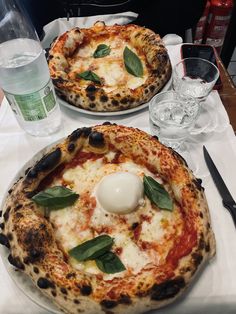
[223,200,236,228]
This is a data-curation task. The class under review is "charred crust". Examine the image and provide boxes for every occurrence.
[89,132,105,147]
[120,97,128,105]
[15,204,23,211]
[191,252,203,267]
[149,85,155,92]
[119,294,132,304]
[68,142,75,152]
[152,135,159,140]
[27,148,61,179]
[79,284,92,296]
[171,149,188,167]
[0,233,10,248]
[51,290,57,297]
[82,127,92,137]
[102,121,112,125]
[198,236,205,250]
[199,212,203,218]
[52,77,67,86]
[111,99,119,106]
[21,224,51,260]
[151,277,185,301]
[69,128,83,141]
[205,243,210,252]
[89,103,96,109]
[25,191,37,199]
[60,287,68,295]
[8,254,25,270]
[100,95,108,102]
[37,277,55,289]
[66,272,76,279]
[3,206,11,222]
[27,248,44,263]
[194,178,204,191]
[0,210,2,217]
[0,223,4,230]
[100,300,118,309]
[7,232,13,241]
[86,84,97,93]
[74,299,80,304]
[33,266,39,274]
[131,222,139,230]
[8,188,13,194]
[87,94,95,101]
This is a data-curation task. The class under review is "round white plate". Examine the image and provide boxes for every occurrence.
[57,77,172,116]
[0,140,63,314]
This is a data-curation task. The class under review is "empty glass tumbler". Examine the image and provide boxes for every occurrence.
[149,91,200,151]
[172,58,219,102]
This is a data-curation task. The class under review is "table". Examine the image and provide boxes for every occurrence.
[217,57,236,131]
[1,46,236,314]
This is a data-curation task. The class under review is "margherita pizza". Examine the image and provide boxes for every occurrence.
[48,22,171,112]
[0,124,215,314]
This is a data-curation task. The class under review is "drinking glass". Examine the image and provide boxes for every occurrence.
[172,58,219,102]
[149,91,200,152]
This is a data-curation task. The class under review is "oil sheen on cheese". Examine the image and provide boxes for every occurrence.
[96,172,144,214]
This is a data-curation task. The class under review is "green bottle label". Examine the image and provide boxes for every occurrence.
[5,80,57,122]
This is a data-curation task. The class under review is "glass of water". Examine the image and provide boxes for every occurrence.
[149,91,200,151]
[172,58,219,102]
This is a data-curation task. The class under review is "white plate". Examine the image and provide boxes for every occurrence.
[0,140,63,314]
[57,77,172,116]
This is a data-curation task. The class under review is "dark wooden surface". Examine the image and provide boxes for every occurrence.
[0,59,236,130]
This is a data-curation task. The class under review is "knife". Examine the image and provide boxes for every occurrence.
[203,145,236,228]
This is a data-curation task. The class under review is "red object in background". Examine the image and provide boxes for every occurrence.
[204,0,234,54]
[194,1,211,44]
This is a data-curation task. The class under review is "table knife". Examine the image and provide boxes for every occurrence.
[203,146,236,228]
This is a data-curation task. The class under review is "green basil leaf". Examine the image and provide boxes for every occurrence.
[95,252,126,274]
[77,70,101,84]
[32,186,79,210]
[69,235,113,261]
[93,44,111,58]
[143,175,173,211]
[123,46,143,77]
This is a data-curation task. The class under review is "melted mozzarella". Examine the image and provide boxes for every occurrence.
[69,39,148,91]
[49,153,179,279]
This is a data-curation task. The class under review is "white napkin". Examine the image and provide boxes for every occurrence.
[41,11,138,49]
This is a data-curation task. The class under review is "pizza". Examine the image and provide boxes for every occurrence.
[48,22,171,112]
[0,124,215,314]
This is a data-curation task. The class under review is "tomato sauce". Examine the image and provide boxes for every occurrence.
[166,221,197,268]
[65,151,104,169]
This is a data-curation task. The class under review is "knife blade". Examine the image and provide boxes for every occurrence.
[203,145,236,228]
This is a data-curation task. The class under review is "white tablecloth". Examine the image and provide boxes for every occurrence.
[1,45,236,314]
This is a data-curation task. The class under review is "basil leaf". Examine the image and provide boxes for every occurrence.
[69,235,113,261]
[93,44,111,58]
[95,252,126,274]
[32,186,79,210]
[123,46,143,77]
[143,175,173,211]
[77,70,101,84]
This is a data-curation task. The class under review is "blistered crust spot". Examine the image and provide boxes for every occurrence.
[26,148,62,180]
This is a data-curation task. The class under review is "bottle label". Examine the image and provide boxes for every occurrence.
[4,80,57,122]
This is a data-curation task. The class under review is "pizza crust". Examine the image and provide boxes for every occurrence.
[0,124,215,314]
[48,22,172,112]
